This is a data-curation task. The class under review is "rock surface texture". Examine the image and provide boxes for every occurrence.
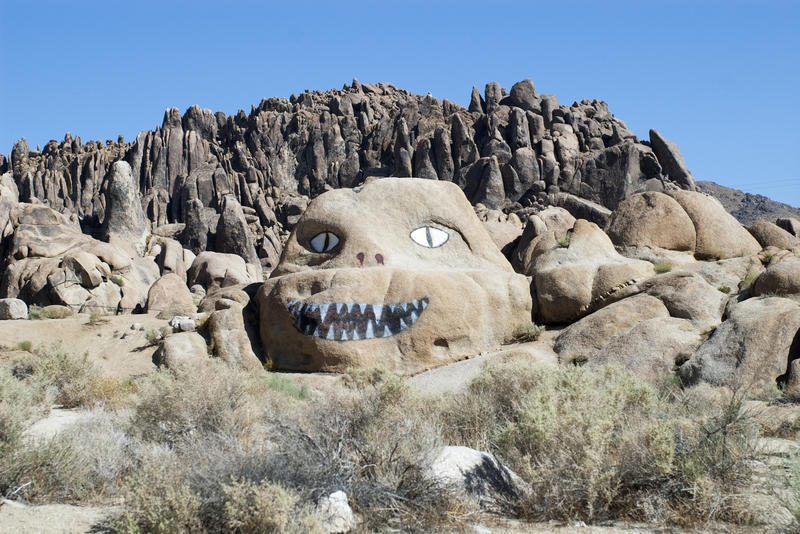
[257,178,531,374]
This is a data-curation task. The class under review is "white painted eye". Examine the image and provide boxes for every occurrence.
[410,226,449,248]
[309,231,339,253]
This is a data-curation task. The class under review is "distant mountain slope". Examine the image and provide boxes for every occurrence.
[696,180,800,226]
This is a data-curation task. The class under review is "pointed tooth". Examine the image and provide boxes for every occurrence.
[383,325,392,337]
[351,330,359,340]
[400,302,407,312]
[309,303,319,314]
[358,303,366,314]
[346,303,353,313]
[365,321,375,339]
[336,302,344,314]
[372,304,383,320]
[421,299,428,310]
[318,303,330,322]
[313,327,320,337]
[340,330,348,341]
[326,327,336,340]
[409,311,418,324]
[399,318,407,330]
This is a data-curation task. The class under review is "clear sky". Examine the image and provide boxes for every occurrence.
[1,1,798,206]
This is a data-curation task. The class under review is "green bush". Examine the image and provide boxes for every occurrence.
[267,375,310,401]
[718,285,732,294]
[653,262,672,273]
[17,340,33,352]
[510,322,545,343]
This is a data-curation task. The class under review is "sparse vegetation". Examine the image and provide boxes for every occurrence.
[653,262,672,273]
[27,305,73,320]
[144,326,172,347]
[510,321,545,343]
[87,312,110,326]
[558,230,571,248]
[740,271,760,292]
[718,285,732,294]
[17,340,32,352]
[110,274,125,287]
[0,349,789,531]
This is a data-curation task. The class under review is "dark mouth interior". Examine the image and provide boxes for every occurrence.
[287,298,429,341]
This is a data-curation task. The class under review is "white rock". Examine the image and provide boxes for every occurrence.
[0,298,28,320]
[315,490,356,534]
[169,316,195,332]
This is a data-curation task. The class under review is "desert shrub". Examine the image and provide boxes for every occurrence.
[0,367,47,457]
[30,348,96,408]
[267,375,311,401]
[718,285,732,294]
[16,340,33,352]
[145,326,173,346]
[89,376,138,409]
[441,361,760,525]
[2,410,136,504]
[222,478,322,534]
[87,312,110,325]
[129,360,266,446]
[653,262,672,273]
[27,305,44,320]
[510,321,545,343]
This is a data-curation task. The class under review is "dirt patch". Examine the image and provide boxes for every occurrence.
[0,313,169,380]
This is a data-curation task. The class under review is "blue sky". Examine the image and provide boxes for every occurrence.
[1,1,798,206]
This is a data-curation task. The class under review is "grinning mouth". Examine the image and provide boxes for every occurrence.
[287,298,429,341]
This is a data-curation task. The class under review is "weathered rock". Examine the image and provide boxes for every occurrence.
[606,192,696,251]
[776,217,800,237]
[679,296,800,393]
[747,221,800,250]
[482,220,522,254]
[169,315,196,332]
[101,161,149,256]
[215,195,260,265]
[154,332,208,369]
[187,251,259,291]
[667,190,761,260]
[147,273,195,316]
[506,79,540,112]
[424,446,527,511]
[512,207,575,273]
[0,298,27,320]
[590,317,704,384]
[532,220,655,324]
[257,178,531,374]
[648,129,696,190]
[206,303,263,371]
[752,259,800,298]
[637,270,726,329]
[554,294,670,363]
[315,491,356,534]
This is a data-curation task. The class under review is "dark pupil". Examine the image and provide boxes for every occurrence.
[425,227,433,247]
[323,232,330,251]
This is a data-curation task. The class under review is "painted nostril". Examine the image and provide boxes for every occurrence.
[356,252,365,266]
[375,253,384,265]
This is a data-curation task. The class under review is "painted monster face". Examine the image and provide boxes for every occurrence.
[256,178,532,374]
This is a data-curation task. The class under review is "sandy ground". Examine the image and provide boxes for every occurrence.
[0,313,169,379]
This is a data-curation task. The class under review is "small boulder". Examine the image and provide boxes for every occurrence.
[590,317,704,384]
[512,207,575,273]
[679,296,800,394]
[0,298,27,320]
[169,315,196,332]
[747,221,800,250]
[776,217,800,237]
[648,129,696,190]
[606,192,696,251]
[147,273,196,317]
[666,190,761,260]
[315,491,356,534]
[154,331,208,369]
[206,303,262,371]
[424,446,527,511]
[752,259,800,298]
[637,270,726,330]
[187,251,259,291]
[554,294,670,363]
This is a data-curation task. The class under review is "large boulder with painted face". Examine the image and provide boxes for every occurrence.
[256,178,532,374]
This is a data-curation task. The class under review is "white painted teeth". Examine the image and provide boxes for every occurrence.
[286,297,429,341]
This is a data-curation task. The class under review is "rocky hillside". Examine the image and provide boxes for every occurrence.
[0,79,697,271]
[697,180,800,226]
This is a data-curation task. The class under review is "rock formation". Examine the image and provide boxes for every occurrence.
[256,178,531,374]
